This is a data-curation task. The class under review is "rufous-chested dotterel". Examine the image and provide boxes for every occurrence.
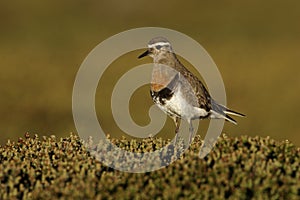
[138,37,245,144]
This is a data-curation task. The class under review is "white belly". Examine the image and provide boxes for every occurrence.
[156,85,208,121]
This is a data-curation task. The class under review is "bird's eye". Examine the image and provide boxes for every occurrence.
[156,45,162,50]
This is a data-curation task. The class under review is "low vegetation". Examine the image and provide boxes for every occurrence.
[0,133,299,199]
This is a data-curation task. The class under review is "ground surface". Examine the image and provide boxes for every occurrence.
[0,133,299,199]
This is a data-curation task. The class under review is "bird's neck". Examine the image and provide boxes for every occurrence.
[151,53,183,92]
[155,52,177,66]
[153,52,186,74]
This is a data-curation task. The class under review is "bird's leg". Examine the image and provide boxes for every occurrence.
[188,121,194,145]
[173,116,181,144]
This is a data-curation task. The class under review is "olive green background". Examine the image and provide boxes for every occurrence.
[1,1,299,145]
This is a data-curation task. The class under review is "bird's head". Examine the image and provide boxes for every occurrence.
[138,37,173,59]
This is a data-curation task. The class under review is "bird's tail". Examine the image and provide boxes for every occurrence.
[210,99,245,124]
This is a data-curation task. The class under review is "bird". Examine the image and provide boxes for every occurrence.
[138,37,244,144]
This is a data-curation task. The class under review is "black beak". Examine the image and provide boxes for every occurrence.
[138,50,149,59]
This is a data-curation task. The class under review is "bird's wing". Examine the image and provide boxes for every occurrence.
[178,65,212,112]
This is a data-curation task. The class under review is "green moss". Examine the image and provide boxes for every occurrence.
[0,133,299,199]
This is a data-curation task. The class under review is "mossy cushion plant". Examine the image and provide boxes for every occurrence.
[0,133,299,199]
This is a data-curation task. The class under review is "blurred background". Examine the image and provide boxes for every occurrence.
[0,1,299,146]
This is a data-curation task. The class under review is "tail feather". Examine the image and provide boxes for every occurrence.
[210,99,245,124]
[210,110,238,124]
[224,109,245,117]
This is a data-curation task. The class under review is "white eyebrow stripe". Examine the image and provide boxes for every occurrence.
[148,42,170,48]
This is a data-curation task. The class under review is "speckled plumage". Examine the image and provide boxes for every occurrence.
[139,37,244,144]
